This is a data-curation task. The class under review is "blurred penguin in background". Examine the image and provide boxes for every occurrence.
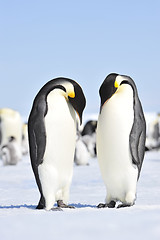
[81,120,97,136]
[74,120,97,166]
[82,120,97,157]
[74,133,90,166]
[0,108,23,165]
[1,136,22,165]
[145,113,160,151]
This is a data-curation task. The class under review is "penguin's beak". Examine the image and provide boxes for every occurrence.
[68,91,75,98]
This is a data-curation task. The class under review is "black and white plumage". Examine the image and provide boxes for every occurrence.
[74,120,97,166]
[74,133,90,166]
[0,108,23,165]
[96,73,146,208]
[1,136,22,165]
[145,113,160,151]
[81,120,97,136]
[28,77,86,210]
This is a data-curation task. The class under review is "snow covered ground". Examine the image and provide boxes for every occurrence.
[0,151,160,240]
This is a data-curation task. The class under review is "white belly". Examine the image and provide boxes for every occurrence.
[97,85,138,202]
[38,91,76,207]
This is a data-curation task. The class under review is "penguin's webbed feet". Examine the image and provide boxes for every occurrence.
[57,200,75,209]
[117,203,133,209]
[97,203,107,208]
[51,207,63,211]
[36,204,63,211]
[97,201,116,208]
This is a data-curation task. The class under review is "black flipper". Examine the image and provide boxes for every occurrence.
[28,96,47,209]
[121,76,146,179]
[129,96,146,178]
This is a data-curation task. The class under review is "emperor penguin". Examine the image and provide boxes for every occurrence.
[74,133,90,166]
[1,136,22,165]
[0,108,23,165]
[28,77,86,210]
[96,73,146,208]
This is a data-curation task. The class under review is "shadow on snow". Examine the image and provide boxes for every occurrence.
[0,204,36,209]
[0,203,97,210]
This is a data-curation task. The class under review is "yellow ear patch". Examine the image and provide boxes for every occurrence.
[68,91,75,98]
[114,80,119,88]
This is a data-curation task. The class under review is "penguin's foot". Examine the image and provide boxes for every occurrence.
[107,201,116,208]
[97,203,107,208]
[117,203,133,209]
[97,201,116,208]
[57,200,75,209]
[51,207,63,211]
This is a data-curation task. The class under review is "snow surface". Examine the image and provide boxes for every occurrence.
[0,151,160,240]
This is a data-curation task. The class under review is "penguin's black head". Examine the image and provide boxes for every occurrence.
[99,73,136,112]
[67,80,86,125]
[35,77,86,125]
[99,73,119,111]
